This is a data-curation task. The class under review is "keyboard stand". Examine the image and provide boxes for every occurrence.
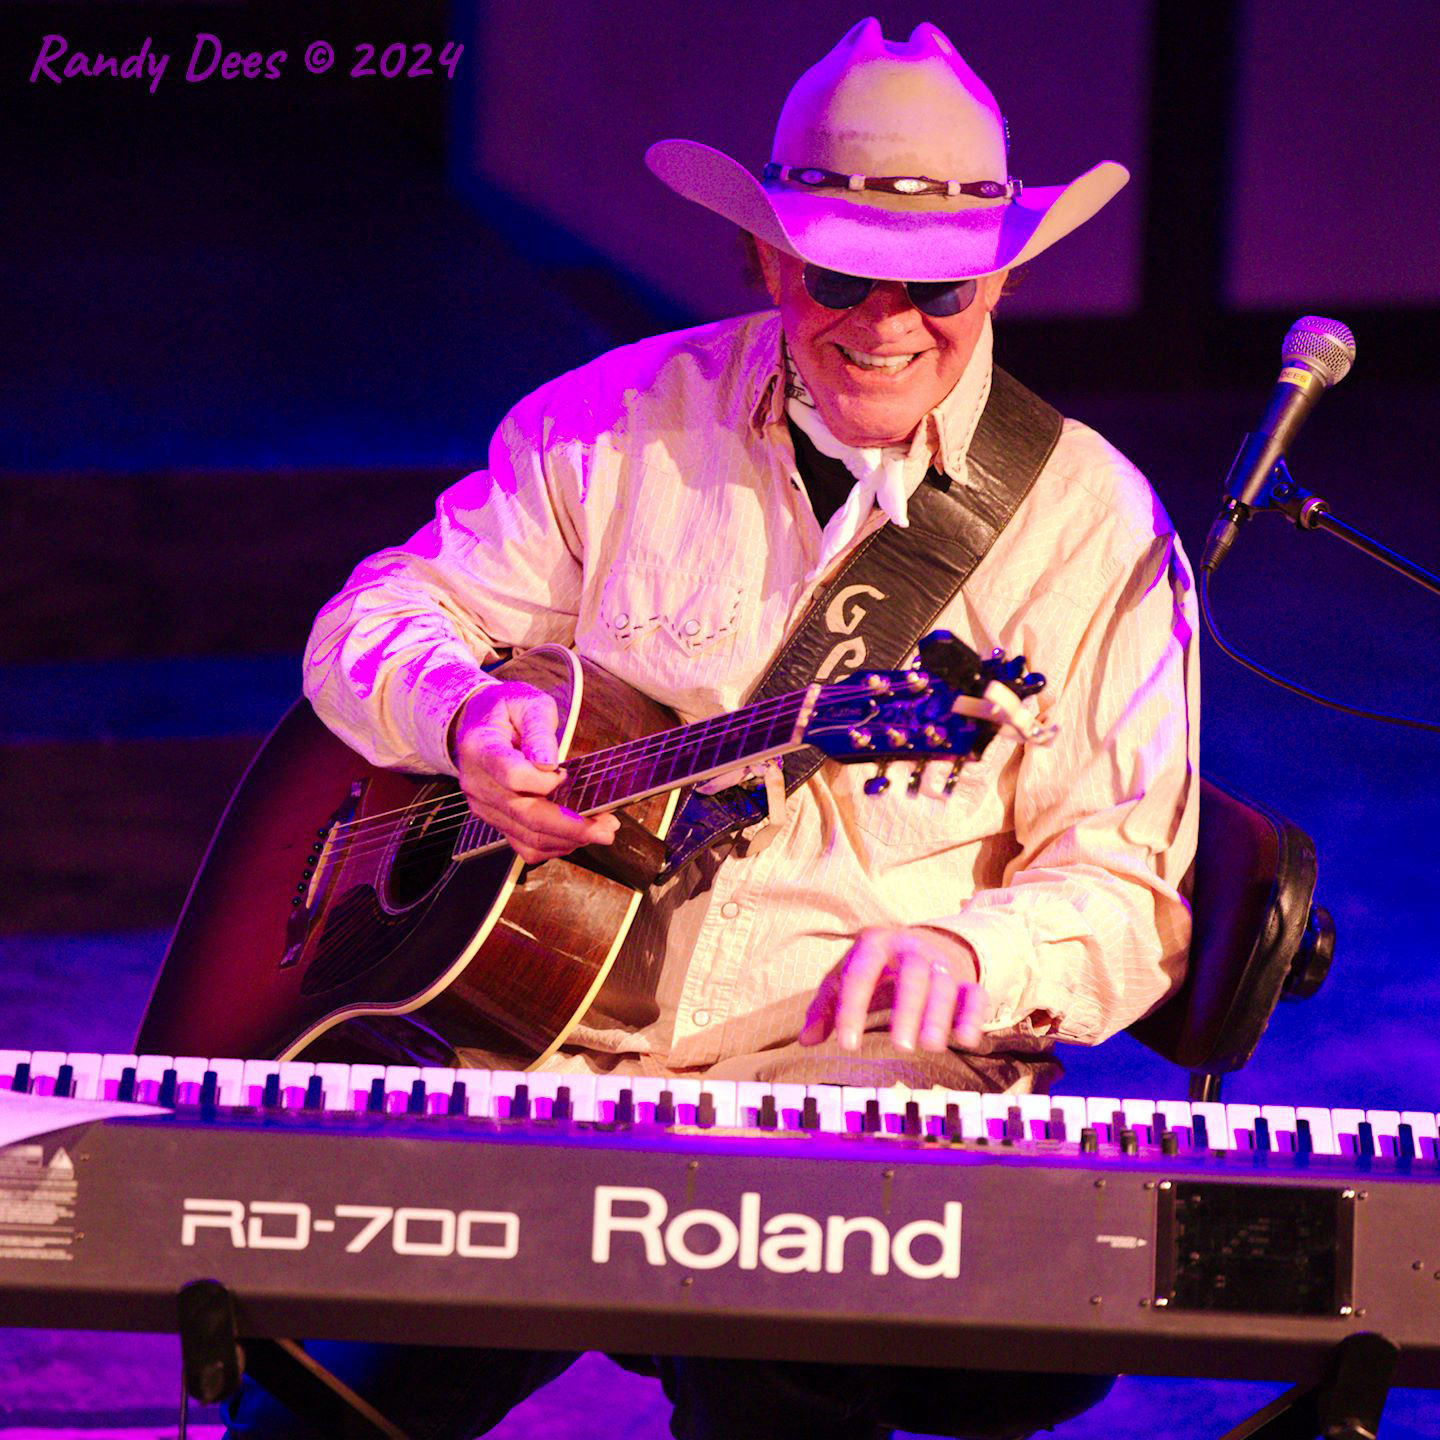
[177,1279,413,1439]
[1217,1332,1398,1440]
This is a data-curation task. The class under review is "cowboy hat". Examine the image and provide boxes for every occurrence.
[645,17,1128,283]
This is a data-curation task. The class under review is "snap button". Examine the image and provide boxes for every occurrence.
[682,618,702,636]
[613,612,630,628]
[720,901,740,919]
[692,1010,711,1026]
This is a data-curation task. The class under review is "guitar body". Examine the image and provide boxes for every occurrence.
[136,648,681,1067]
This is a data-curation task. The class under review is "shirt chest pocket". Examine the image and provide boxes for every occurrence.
[598,564,744,657]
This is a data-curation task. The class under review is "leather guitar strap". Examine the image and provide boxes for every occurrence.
[659,365,1063,881]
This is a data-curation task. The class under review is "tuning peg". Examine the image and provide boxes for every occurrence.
[904,670,929,693]
[865,674,891,694]
[847,727,874,750]
[883,727,911,750]
[864,764,892,796]
[943,762,965,795]
[921,724,947,749]
[906,765,925,797]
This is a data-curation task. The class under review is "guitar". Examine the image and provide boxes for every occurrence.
[136,631,1046,1068]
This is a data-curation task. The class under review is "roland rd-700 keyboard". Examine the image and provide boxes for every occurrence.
[2,1051,1438,1386]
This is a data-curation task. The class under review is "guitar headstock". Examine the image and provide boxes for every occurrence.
[800,631,1052,794]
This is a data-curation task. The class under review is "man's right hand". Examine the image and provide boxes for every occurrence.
[450,681,619,865]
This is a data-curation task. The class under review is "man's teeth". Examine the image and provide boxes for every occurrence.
[839,346,916,371]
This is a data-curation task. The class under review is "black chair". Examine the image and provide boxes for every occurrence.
[1127,776,1335,1101]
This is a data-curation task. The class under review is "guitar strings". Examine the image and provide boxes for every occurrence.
[318,691,814,870]
[317,686,822,852]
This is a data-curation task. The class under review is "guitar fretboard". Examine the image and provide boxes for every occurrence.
[454,690,810,859]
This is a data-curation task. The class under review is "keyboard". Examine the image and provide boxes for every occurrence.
[2,1051,1438,1386]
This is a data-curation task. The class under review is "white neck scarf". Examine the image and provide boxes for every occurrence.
[786,366,913,578]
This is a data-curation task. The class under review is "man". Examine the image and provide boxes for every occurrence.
[233,18,1198,1439]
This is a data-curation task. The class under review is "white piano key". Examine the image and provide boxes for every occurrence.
[345,1063,387,1112]
[661,1078,703,1126]
[376,1065,419,1114]
[735,1081,773,1128]
[878,1085,913,1135]
[1084,1096,1122,1140]
[626,1077,670,1123]
[1119,1097,1159,1141]
[806,1083,845,1134]
[418,1066,457,1115]
[172,1055,213,1105]
[487,1070,530,1118]
[98,1052,138,1100]
[771,1082,809,1130]
[840,1085,879,1134]
[241,1058,281,1106]
[203,1057,246,1106]
[1019,1093,1056,1139]
[1366,1109,1402,1158]
[1331,1107,1366,1156]
[1295,1105,1338,1155]
[551,1072,596,1121]
[698,1080,738,1128]
[24,1051,67,1096]
[980,1093,1010,1139]
[62,1052,104,1100]
[1225,1103,1260,1151]
[276,1061,317,1110]
[938,1089,984,1139]
[1154,1100,1193,1142]
[1260,1105,1298,1152]
[1047,1095,1090,1143]
[1190,1101,1231,1149]
[1401,1111,1438,1159]
[449,1068,494,1118]
[133,1054,175,1104]
[0,1050,31,1090]
[311,1062,353,1110]
[510,1071,575,1119]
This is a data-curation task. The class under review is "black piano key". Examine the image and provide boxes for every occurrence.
[10,1062,31,1094]
[1047,1106,1068,1142]
[862,1099,882,1135]
[157,1068,179,1109]
[1295,1117,1313,1165]
[944,1103,963,1141]
[448,1081,468,1117]
[261,1073,282,1110]
[757,1094,779,1130]
[902,1100,922,1137]
[1357,1121,1376,1159]
[800,1096,821,1132]
[366,1077,387,1114]
[303,1075,324,1111]
[655,1089,676,1127]
[117,1066,137,1103]
[200,1070,220,1111]
[1398,1122,1417,1166]
[696,1091,716,1129]
[552,1085,572,1122]
[1254,1118,1271,1154]
[1160,1129,1179,1157]
[407,1080,428,1116]
[1192,1114,1209,1152]
[614,1088,635,1126]
[1005,1105,1025,1143]
[54,1064,75,1099]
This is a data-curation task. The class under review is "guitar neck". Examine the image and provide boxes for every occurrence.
[453,689,813,861]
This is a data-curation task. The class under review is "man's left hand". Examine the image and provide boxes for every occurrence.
[799,927,988,1053]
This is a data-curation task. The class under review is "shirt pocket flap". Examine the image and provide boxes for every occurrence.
[600,565,743,654]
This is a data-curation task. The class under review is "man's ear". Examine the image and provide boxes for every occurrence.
[978,268,1010,312]
[753,238,784,305]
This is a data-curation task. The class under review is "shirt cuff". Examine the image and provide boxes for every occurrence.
[411,661,496,777]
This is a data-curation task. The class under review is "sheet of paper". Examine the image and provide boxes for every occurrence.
[0,1089,169,1148]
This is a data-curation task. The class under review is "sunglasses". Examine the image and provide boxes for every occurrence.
[802,265,978,319]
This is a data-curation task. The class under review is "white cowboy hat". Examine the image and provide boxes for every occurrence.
[646,17,1128,283]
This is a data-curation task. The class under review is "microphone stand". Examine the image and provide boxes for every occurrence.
[1260,462,1440,597]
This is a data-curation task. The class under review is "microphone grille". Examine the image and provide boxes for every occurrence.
[1282,315,1356,387]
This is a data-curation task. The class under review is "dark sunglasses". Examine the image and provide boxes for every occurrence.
[802,264,978,318]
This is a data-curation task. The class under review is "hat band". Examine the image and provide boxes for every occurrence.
[762,162,1022,202]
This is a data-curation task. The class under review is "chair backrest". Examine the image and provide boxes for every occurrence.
[1127,776,1329,1089]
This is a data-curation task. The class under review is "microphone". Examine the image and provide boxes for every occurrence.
[1200,316,1356,572]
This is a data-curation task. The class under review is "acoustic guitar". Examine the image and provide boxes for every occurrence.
[136,632,1043,1068]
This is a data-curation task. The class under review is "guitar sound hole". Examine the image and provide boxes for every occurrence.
[383,782,462,911]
